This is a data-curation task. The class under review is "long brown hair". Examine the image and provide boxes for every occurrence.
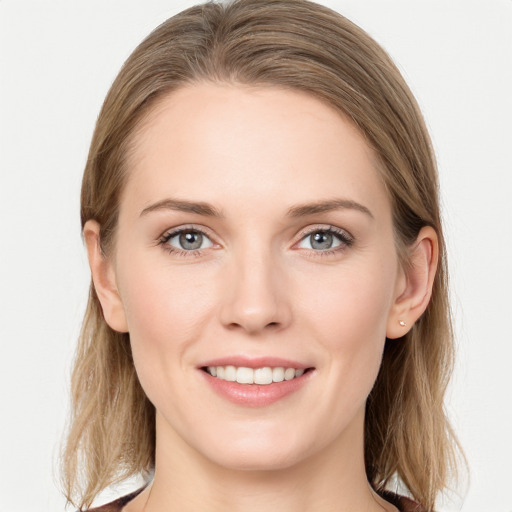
[62,0,462,509]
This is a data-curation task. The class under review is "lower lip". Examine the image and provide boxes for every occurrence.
[200,369,314,407]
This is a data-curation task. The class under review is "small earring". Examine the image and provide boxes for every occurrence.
[399,320,406,327]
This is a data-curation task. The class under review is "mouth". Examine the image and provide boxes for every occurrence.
[198,358,316,407]
[201,365,314,386]
[201,365,314,385]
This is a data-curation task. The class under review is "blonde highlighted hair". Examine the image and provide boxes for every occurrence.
[63,0,462,509]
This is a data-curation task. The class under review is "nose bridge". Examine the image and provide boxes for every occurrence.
[219,237,290,334]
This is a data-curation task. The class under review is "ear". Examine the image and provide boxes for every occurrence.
[83,220,128,333]
[386,226,439,339]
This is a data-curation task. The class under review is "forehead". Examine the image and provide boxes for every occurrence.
[122,83,391,222]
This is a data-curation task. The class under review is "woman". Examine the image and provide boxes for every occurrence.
[62,0,462,510]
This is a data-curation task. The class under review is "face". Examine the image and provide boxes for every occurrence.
[103,83,407,471]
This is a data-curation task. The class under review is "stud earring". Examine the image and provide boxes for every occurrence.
[399,320,406,327]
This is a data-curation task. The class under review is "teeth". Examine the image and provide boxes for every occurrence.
[224,365,236,382]
[272,367,284,382]
[236,367,254,384]
[254,367,273,385]
[206,365,308,384]
[284,368,295,381]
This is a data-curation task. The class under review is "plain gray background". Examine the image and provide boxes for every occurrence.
[0,1,511,510]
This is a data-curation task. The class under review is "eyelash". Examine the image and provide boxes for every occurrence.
[299,225,354,257]
[158,225,354,258]
[158,225,213,258]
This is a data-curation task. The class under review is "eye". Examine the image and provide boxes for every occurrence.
[296,227,353,252]
[161,228,214,252]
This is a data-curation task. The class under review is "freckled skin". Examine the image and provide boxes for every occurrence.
[96,84,408,511]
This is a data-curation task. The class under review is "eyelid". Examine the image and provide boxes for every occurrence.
[156,223,354,258]
[157,224,220,257]
[294,224,354,244]
[158,224,217,242]
[292,224,355,256]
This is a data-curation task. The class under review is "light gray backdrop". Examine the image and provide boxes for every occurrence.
[1,1,511,511]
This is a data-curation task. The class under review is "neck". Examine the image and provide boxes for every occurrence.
[131,410,396,512]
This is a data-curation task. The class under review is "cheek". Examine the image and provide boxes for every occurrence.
[300,260,395,339]
[116,251,218,380]
[296,257,397,397]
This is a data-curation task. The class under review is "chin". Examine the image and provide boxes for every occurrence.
[195,427,312,472]
[209,447,304,472]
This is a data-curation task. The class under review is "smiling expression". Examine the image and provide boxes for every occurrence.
[101,83,406,471]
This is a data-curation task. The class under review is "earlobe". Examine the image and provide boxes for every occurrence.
[83,220,128,333]
[386,226,439,339]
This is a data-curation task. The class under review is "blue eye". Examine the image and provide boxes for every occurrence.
[297,228,353,251]
[162,229,213,251]
[158,225,352,257]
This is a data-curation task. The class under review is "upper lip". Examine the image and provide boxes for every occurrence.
[199,356,312,369]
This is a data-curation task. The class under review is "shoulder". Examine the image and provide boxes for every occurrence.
[85,488,145,512]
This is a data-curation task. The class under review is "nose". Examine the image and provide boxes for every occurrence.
[219,245,292,335]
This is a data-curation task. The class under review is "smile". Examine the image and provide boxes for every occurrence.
[205,365,307,385]
[200,359,315,407]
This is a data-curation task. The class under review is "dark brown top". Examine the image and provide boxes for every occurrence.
[87,487,427,512]
[87,488,144,512]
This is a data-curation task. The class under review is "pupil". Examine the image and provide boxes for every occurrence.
[179,231,202,250]
[311,232,332,250]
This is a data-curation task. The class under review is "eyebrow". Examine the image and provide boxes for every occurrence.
[139,197,373,219]
[140,198,224,218]
[286,198,374,219]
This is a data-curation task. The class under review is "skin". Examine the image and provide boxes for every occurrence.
[85,83,438,512]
